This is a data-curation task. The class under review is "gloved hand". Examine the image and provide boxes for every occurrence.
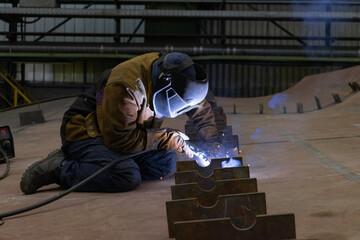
[182,143,194,159]
[146,128,194,158]
[198,125,218,142]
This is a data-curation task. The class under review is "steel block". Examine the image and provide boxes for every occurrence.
[220,135,239,149]
[332,93,342,103]
[174,214,296,240]
[216,125,233,137]
[296,103,303,113]
[166,192,267,238]
[19,110,45,126]
[348,81,360,91]
[259,103,264,114]
[171,178,258,206]
[174,166,250,189]
[315,96,322,110]
[176,157,243,177]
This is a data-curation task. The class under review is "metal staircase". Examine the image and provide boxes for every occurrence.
[0,65,36,107]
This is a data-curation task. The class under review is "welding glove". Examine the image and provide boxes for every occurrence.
[146,128,194,158]
[198,125,219,142]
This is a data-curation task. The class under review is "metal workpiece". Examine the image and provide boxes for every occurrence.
[18,110,45,126]
[174,214,296,240]
[171,178,258,206]
[185,108,228,141]
[174,166,250,188]
[185,125,232,140]
[348,81,360,91]
[176,157,243,177]
[166,192,267,238]
[218,135,240,149]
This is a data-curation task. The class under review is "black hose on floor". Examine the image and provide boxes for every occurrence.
[0,150,150,226]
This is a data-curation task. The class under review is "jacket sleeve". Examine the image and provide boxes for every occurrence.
[186,99,218,141]
[96,83,147,153]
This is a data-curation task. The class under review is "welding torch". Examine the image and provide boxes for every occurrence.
[178,132,211,167]
[186,141,211,167]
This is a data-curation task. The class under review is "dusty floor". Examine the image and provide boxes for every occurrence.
[0,66,360,240]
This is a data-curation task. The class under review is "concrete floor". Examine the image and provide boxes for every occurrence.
[0,66,360,240]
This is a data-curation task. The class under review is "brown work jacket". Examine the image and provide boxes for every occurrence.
[60,52,217,153]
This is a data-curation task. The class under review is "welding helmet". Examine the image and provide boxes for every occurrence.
[152,52,208,118]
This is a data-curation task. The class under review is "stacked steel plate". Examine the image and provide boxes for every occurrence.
[165,103,298,239]
[166,157,296,239]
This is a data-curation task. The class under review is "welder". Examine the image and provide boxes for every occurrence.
[20,52,219,194]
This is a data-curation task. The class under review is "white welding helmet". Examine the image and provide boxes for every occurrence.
[152,52,208,118]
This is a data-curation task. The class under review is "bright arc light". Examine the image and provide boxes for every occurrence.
[221,158,242,168]
[195,152,211,167]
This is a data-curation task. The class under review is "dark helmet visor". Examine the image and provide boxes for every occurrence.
[153,67,208,118]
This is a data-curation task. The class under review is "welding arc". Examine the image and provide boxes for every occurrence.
[0,150,150,226]
[0,148,10,181]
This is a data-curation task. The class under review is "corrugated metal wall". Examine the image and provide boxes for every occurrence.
[0,3,11,41]
[19,4,145,43]
[0,3,359,97]
[9,4,144,84]
[201,3,357,97]
[203,63,341,97]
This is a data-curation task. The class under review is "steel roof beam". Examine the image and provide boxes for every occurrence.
[1,8,360,21]
[3,31,360,41]
[3,0,360,5]
[5,0,360,5]
[1,43,360,58]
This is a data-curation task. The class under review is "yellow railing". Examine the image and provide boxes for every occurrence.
[0,66,36,107]
[0,92,13,107]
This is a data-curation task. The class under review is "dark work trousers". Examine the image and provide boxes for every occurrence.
[60,136,177,192]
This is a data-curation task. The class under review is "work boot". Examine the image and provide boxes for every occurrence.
[20,149,64,194]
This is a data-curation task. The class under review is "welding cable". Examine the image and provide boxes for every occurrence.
[0,148,10,181]
[0,150,150,226]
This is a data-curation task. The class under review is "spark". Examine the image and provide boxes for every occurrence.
[187,142,211,167]
[222,158,242,168]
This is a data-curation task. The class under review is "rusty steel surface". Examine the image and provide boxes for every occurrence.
[174,166,250,189]
[166,192,267,238]
[2,65,360,240]
[171,178,258,206]
[217,65,360,114]
[176,157,243,177]
[174,214,296,240]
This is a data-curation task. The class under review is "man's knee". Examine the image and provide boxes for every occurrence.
[163,151,177,177]
[111,167,141,192]
[135,150,178,180]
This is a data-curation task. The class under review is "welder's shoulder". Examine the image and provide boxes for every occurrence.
[107,52,158,87]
